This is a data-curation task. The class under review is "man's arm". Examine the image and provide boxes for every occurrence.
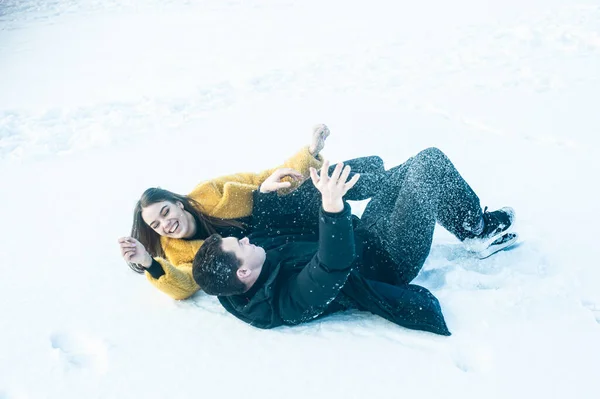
[276,160,361,324]
[278,203,356,324]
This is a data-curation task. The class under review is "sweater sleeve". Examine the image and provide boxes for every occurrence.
[187,146,323,219]
[278,203,356,324]
[145,258,200,300]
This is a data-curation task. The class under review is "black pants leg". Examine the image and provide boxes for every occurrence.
[358,147,483,285]
[278,155,387,224]
[330,155,385,200]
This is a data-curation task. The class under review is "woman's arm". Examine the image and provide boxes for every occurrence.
[185,124,330,218]
[119,236,201,300]
[187,146,324,219]
[145,259,200,300]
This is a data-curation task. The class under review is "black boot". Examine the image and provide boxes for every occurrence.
[480,206,515,240]
[464,207,518,258]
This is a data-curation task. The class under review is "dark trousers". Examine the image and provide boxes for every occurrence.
[329,155,386,201]
[357,147,483,285]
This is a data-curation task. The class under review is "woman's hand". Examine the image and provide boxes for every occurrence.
[118,237,152,267]
[260,168,304,193]
[308,124,330,156]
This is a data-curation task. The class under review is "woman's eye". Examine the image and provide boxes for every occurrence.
[165,209,170,216]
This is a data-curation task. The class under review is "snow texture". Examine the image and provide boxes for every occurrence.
[1,0,599,398]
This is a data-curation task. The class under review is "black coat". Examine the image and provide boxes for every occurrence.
[217,182,451,336]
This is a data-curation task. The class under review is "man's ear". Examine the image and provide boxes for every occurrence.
[236,267,251,282]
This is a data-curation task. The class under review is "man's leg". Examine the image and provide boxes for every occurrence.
[279,155,388,225]
[288,155,387,205]
[358,147,484,284]
[330,155,385,200]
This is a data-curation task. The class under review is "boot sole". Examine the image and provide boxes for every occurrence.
[477,232,519,259]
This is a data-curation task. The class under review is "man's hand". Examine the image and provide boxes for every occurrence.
[309,160,360,213]
[308,124,330,156]
[260,168,304,193]
[118,237,152,267]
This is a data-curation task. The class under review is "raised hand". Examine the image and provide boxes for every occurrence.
[308,124,330,156]
[309,160,360,213]
[118,237,152,267]
[259,168,304,193]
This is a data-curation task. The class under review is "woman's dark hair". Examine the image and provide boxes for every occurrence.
[128,187,245,273]
[192,234,246,296]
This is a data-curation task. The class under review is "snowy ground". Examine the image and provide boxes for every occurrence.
[1,0,600,398]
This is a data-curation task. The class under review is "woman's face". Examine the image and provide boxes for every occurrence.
[141,201,196,239]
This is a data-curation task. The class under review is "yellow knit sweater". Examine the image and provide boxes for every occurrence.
[145,146,323,300]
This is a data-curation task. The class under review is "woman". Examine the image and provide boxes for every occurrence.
[118,125,386,300]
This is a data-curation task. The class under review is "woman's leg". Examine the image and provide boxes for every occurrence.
[358,147,484,284]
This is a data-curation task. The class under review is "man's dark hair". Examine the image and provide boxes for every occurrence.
[192,234,246,296]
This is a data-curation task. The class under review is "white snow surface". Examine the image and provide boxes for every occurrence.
[1,0,600,398]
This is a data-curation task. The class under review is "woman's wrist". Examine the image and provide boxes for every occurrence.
[140,253,153,268]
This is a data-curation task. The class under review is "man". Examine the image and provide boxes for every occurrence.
[193,149,517,335]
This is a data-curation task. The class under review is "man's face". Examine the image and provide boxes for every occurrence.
[220,237,266,271]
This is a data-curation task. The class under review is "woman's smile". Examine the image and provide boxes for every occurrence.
[167,220,179,235]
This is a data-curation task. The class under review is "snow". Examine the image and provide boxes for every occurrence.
[1,0,599,398]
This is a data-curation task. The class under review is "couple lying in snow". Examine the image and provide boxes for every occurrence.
[118,125,517,335]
